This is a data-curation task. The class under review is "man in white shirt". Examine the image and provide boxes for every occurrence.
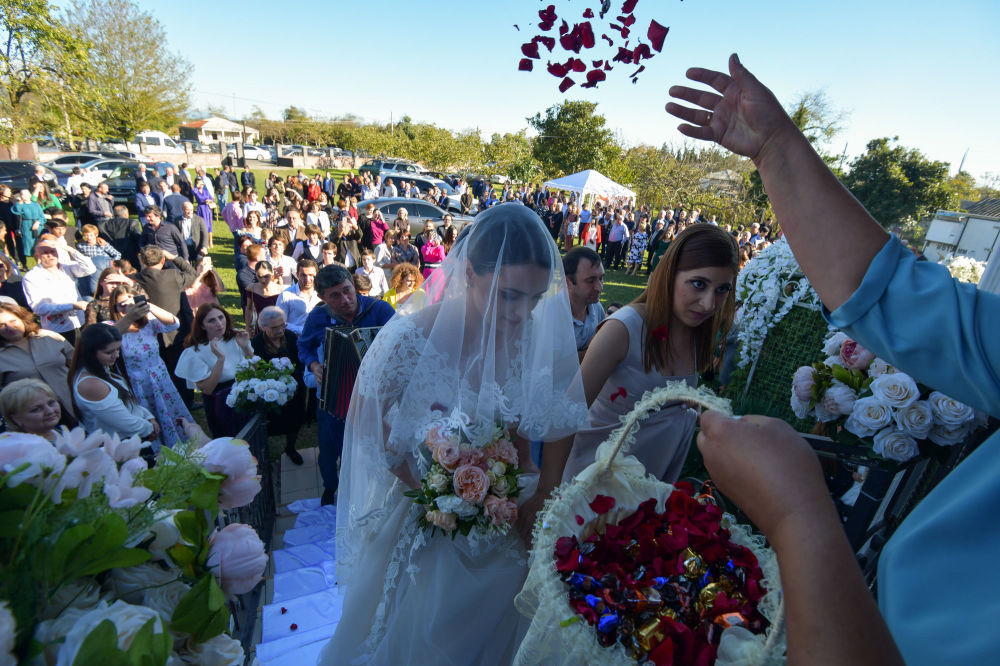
[66,167,86,198]
[381,177,398,198]
[276,259,321,335]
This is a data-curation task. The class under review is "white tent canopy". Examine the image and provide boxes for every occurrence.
[542,169,636,204]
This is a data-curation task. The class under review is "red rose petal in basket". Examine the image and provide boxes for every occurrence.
[575,514,584,525]
[648,19,669,52]
[538,4,557,30]
[521,41,540,59]
[518,58,534,72]
[622,0,639,13]
[588,494,616,514]
[558,76,576,93]
[580,68,607,89]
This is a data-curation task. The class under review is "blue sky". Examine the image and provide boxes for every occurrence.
[140,0,999,180]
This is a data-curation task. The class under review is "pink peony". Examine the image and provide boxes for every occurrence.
[199,438,261,509]
[430,440,461,472]
[206,523,267,596]
[452,464,489,504]
[791,366,816,403]
[425,510,457,531]
[483,495,518,527]
[485,438,518,466]
[459,446,485,468]
[840,339,876,370]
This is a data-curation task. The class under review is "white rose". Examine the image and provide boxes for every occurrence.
[105,563,178,604]
[180,633,244,665]
[263,389,279,403]
[0,601,15,665]
[823,332,849,356]
[821,381,857,416]
[435,494,478,518]
[927,391,974,426]
[845,396,894,437]
[790,393,813,420]
[56,601,167,666]
[872,427,920,462]
[249,355,261,364]
[427,471,448,492]
[147,511,182,563]
[928,421,972,447]
[225,391,237,407]
[491,475,512,496]
[791,366,816,402]
[869,373,919,409]
[824,355,844,368]
[868,358,894,378]
[142,581,190,625]
[33,606,92,665]
[893,400,933,439]
[814,400,839,423]
[0,432,66,488]
[43,578,102,619]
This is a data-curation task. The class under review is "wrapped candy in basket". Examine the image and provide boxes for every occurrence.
[514,383,786,665]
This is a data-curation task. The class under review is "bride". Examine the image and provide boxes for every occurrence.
[319,203,589,665]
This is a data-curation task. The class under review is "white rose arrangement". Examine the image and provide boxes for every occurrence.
[790,330,980,462]
[225,356,298,414]
[942,255,985,284]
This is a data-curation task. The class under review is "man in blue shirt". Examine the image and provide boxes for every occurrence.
[299,264,395,504]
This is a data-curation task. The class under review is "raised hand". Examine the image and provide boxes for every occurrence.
[234,328,251,351]
[665,53,797,164]
[210,339,225,360]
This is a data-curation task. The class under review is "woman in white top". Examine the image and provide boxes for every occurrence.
[354,249,389,298]
[69,323,158,443]
[305,201,331,237]
[174,303,253,438]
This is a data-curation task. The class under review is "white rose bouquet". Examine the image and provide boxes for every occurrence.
[225,355,297,414]
[0,425,265,664]
[790,331,981,462]
[404,416,524,539]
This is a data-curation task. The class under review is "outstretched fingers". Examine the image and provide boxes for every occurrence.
[665,101,712,126]
[667,85,723,111]
[676,123,716,142]
[684,66,733,95]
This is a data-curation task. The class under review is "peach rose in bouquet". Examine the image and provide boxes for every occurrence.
[452,464,489,504]
[483,495,518,527]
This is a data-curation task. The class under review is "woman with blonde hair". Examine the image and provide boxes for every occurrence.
[382,262,424,309]
[1,378,63,440]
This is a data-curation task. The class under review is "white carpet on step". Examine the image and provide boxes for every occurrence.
[257,498,341,665]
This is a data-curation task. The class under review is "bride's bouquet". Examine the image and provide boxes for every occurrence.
[225,356,297,414]
[790,332,982,462]
[404,421,524,539]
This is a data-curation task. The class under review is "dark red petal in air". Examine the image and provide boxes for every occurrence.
[518,58,534,71]
[592,60,604,67]
[538,35,556,51]
[568,58,586,72]
[630,64,646,82]
[558,76,576,93]
[575,514,585,525]
[618,14,636,27]
[601,33,614,47]
[559,19,569,35]
[604,62,614,71]
[583,8,594,18]
[547,61,570,77]
[514,24,519,31]
[633,43,652,63]
[538,5,557,30]
[580,22,596,49]
[612,46,634,63]
[581,69,607,89]
[622,0,639,13]
[521,41,540,59]
[648,20,669,52]
[560,29,582,53]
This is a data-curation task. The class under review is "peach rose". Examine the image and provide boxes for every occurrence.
[483,495,518,527]
[425,510,457,531]
[426,425,455,448]
[452,464,489,504]
[485,438,518,466]
[459,446,485,468]
[430,440,461,472]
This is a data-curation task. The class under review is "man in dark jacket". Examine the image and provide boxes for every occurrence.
[139,205,188,261]
[161,184,188,224]
[99,205,142,268]
[240,165,255,190]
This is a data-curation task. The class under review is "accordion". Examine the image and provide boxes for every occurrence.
[319,325,382,419]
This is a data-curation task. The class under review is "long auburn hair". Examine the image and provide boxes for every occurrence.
[633,225,738,374]
[185,304,236,348]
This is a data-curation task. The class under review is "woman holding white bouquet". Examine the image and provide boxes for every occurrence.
[175,304,253,438]
[668,54,999,663]
[250,306,305,465]
[319,203,589,664]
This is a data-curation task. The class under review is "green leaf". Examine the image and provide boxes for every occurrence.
[124,617,155,665]
[60,514,150,581]
[173,510,206,549]
[831,364,853,385]
[170,574,229,642]
[77,547,150,577]
[0,483,37,510]
[167,543,196,575]
[0,509,26,538]
[189,478,221,516]
[49,524,96,576]
[72,619,131,666]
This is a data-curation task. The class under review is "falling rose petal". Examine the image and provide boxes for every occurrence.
[648,19,669,52]
[560,29,582,53]
[589,494,616,514]
[538,35,556,51]
[601,33,614,47]
[633,43,652,63]
[592,59,604,67]
[290,623,298,631]
[547,61,570,77]
[538,5,557,31]
[631,64,646,78]
[521,41,540,59]
[569,58,587,73]
[580,21,596,48]
[612,46,634,63]
[559,19,569,35]
[610,22,623,32]
[518,58,534,71]
[280,607,287,614]
[618,14,637,27]
[584,8,594,18]
[514,24,519,31]
[576,515,585,525]
[620,26,630,39]
[622,0,639,13]
[558,76,576,93]
[581,68,607,89]
[604,61,613,71]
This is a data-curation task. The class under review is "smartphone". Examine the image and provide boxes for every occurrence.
[132,294,147,308]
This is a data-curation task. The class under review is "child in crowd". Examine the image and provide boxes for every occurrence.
[353,273,372,297]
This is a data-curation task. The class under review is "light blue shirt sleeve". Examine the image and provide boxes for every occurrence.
[825,235,1000,665]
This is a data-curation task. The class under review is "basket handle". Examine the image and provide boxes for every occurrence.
[597,381,734,477]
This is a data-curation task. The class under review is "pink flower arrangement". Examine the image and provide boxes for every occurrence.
[840,339,876,370]
[207,523,267,596]
[199,438,261,510]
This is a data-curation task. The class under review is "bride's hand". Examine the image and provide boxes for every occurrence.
[516,493,545,547]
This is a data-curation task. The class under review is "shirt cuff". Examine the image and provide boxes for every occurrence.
[823,236,902,329]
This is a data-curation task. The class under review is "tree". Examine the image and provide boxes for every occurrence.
[61,0,191,139]
[528,100,620,177]
[0,0,89,143]
[786,90,847,154]
[484,130,538,182]
[282,106,309,123]
[842,137,952,230]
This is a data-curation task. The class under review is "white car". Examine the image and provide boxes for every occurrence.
[226,145,272,161]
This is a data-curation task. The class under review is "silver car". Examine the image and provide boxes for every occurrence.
[362,197,474,238]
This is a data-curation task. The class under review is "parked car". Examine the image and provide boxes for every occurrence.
[104,161,176,210]
[225,144,271,161]
[80,158,135,182]
[0,161,65,200]
[43,152,105,169]
[358,159,425,178]
[385,174,463,213]
[363,197,473,238]
[133,130,185,154]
